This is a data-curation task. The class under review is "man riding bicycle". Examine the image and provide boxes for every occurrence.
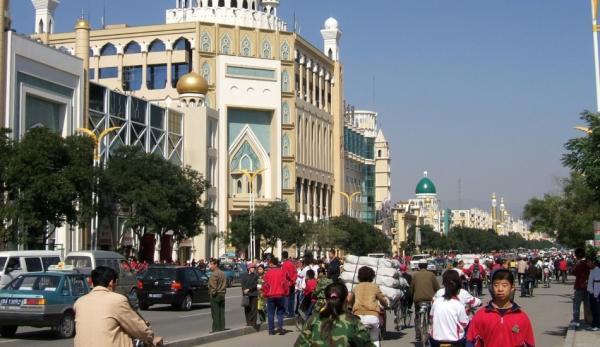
[408,260,440,343]
[465,258,486,297]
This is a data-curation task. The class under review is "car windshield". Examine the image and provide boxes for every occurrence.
[7,275,61,291]
[65,256,92,268]
[0,257,6,272]
[144,268,176,280]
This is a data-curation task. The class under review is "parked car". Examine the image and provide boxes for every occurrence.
[0,266,90,338]
[64,251,137,301]
[409,254,431,271]
[205,262,247,287]
[0,251,62,288]
[432,258,446,275]
[136,265,209,311]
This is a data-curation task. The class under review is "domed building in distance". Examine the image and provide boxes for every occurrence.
[396,171,442,234]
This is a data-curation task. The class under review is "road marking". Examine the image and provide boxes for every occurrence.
[180,311,211,318]
[0,340,19,344]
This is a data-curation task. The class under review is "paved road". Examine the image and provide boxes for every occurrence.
[201,278,574,347]
[0,277,574,346]
[0,287,247,347]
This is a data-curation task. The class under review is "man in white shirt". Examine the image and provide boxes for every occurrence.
[587,257,600,331]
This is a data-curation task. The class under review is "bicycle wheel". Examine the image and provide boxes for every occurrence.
[294,313,305,331]
[403,306,412,329]
[420,312,429,346]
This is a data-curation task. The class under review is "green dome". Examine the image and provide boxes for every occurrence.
[415,176,437,195]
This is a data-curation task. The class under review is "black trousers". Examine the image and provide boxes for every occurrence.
[244,296,258,326]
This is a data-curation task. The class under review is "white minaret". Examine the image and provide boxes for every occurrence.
[321,17,342,61]
[31,0,59,34]
[261,0,279,16]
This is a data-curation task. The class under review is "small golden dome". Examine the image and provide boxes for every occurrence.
[75,18,90,30]
[176,71,209,95]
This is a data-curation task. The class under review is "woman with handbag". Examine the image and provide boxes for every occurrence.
[241,264,259,328]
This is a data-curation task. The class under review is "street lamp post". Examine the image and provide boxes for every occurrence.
[77,127,120,250]
[338,191,361,218]
[592,0,600,111]
[233,168,266,261]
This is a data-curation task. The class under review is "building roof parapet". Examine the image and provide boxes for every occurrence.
[165,7,287,31]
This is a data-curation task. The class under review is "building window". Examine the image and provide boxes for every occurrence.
[201,32,211,52]
[89,68,95,80]
[173,37,190,51]
[282,102,290,124]
[123,66,143,91]
[261,40,271,59]
[90,83,105,112]
[124,41,141,54]
[281,70,290,92]
[202,62,211,84]
[282,166,290,189]
[220,35,231,55]
[148,39,166,52]
[281,41,290,60]
[147,64,167,89]
[100,43,117,56]
[242,0,248,9]
[25,94,62,131]
[241,37,251,57]
[282,134,291,156]
[171,63,190,88]
[99,67,118,79]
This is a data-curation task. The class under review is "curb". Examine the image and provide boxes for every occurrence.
[563,328,575,347]
[164,318,295,347]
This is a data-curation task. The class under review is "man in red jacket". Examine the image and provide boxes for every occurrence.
[262,257,289,335]
[281,251,298,317]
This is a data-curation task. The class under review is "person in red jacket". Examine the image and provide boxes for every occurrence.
[559,258,568,283]
[466,258,487,297]
[281,251,298,317]
[262,257,289,335]
[467,269,535,347]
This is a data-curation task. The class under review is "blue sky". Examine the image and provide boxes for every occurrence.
[10,1,596,216]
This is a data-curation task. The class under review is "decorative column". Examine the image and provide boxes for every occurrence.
[312,182,317,220]
[325,73,331,112]
[166,48,173,90]
[312,65,317,106]
[141,43,148,91]
[298,178,304,221]
[305,60,311,102]
[298,56,304,98]
[318,68,324,109]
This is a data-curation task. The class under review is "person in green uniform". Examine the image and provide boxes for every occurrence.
[294,282,375,347]
[208,258,227,333]
[312,267,333,314]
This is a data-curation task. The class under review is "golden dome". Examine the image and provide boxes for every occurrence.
[176,71,209,95]
[75,18,90,30]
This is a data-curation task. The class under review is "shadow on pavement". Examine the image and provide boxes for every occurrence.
[383,330,406,340]
[543,325,568,337]
[5,329,63,341]
[143,303,211,312]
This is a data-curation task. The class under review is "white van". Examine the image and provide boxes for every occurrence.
[64,251,137,297]
[0,251,62,287]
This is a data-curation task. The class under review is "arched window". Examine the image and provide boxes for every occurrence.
[173,38,190,51]
[281,70,290,92]
[328,48,333,59]
[218,0,225,6]
[38,19,44,34]
[220,35,231,54]
[48,19,53,34]
[208,0,213,6]
[282,102,290,124]
[231,0,238,7]
[261,40,271,59]
[281,42,290,60]
[241,37,251,57]
[148,39,166,52]
[100,43,117,56]
[282,134,291,156]
[282,166,290,189]
[201,32,211,52]
[124,41,141,54]
[378,150,382,158]
[251,0,255,10]
[242,0,248,9]
[202,62,211,84]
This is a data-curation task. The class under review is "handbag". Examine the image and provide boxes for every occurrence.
[241,295,250,307]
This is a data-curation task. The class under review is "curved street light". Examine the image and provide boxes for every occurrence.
[339,191,361,218]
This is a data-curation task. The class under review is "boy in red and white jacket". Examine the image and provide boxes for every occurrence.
[467,269,535,347]
[262,257,290,335]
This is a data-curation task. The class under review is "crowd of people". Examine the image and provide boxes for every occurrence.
[69,247,600,347]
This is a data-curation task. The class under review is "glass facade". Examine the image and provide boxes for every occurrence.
[123,66,143,91]
[344,125,377,225]
[88,83,183,164]
[147,64,167,90]
[25,94,62,131]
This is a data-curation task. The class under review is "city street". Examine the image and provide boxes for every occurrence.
[201,278,574,347]
[0,288,248,347]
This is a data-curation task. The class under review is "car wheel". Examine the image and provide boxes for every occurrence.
[139,302,150,310]
[179,294,192,311]
[56,312,75,338]
[227,279,232,288]
[0,326,17,338]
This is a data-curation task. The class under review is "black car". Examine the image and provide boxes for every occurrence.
[136,266,209,311]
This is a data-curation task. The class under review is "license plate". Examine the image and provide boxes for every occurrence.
[149,294,162,298]
[0,298,22,306]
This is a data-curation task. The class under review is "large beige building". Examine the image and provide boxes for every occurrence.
[27,0,350,259]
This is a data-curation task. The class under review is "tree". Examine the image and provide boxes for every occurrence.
[228,201,300,256]
[101,146,214,251]
[0,128,14,245]
[329,216,391,255]
[523,173,598,248]
[302,220,348,254]
[563,110,600,199]
[6,128,80,248]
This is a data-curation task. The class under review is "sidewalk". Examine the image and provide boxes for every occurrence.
[563,328,599,347]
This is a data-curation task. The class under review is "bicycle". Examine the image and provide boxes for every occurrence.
[417,302,431,346]
[392,296,412,331]
[543,269,551,288]
[469,280,481,298]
